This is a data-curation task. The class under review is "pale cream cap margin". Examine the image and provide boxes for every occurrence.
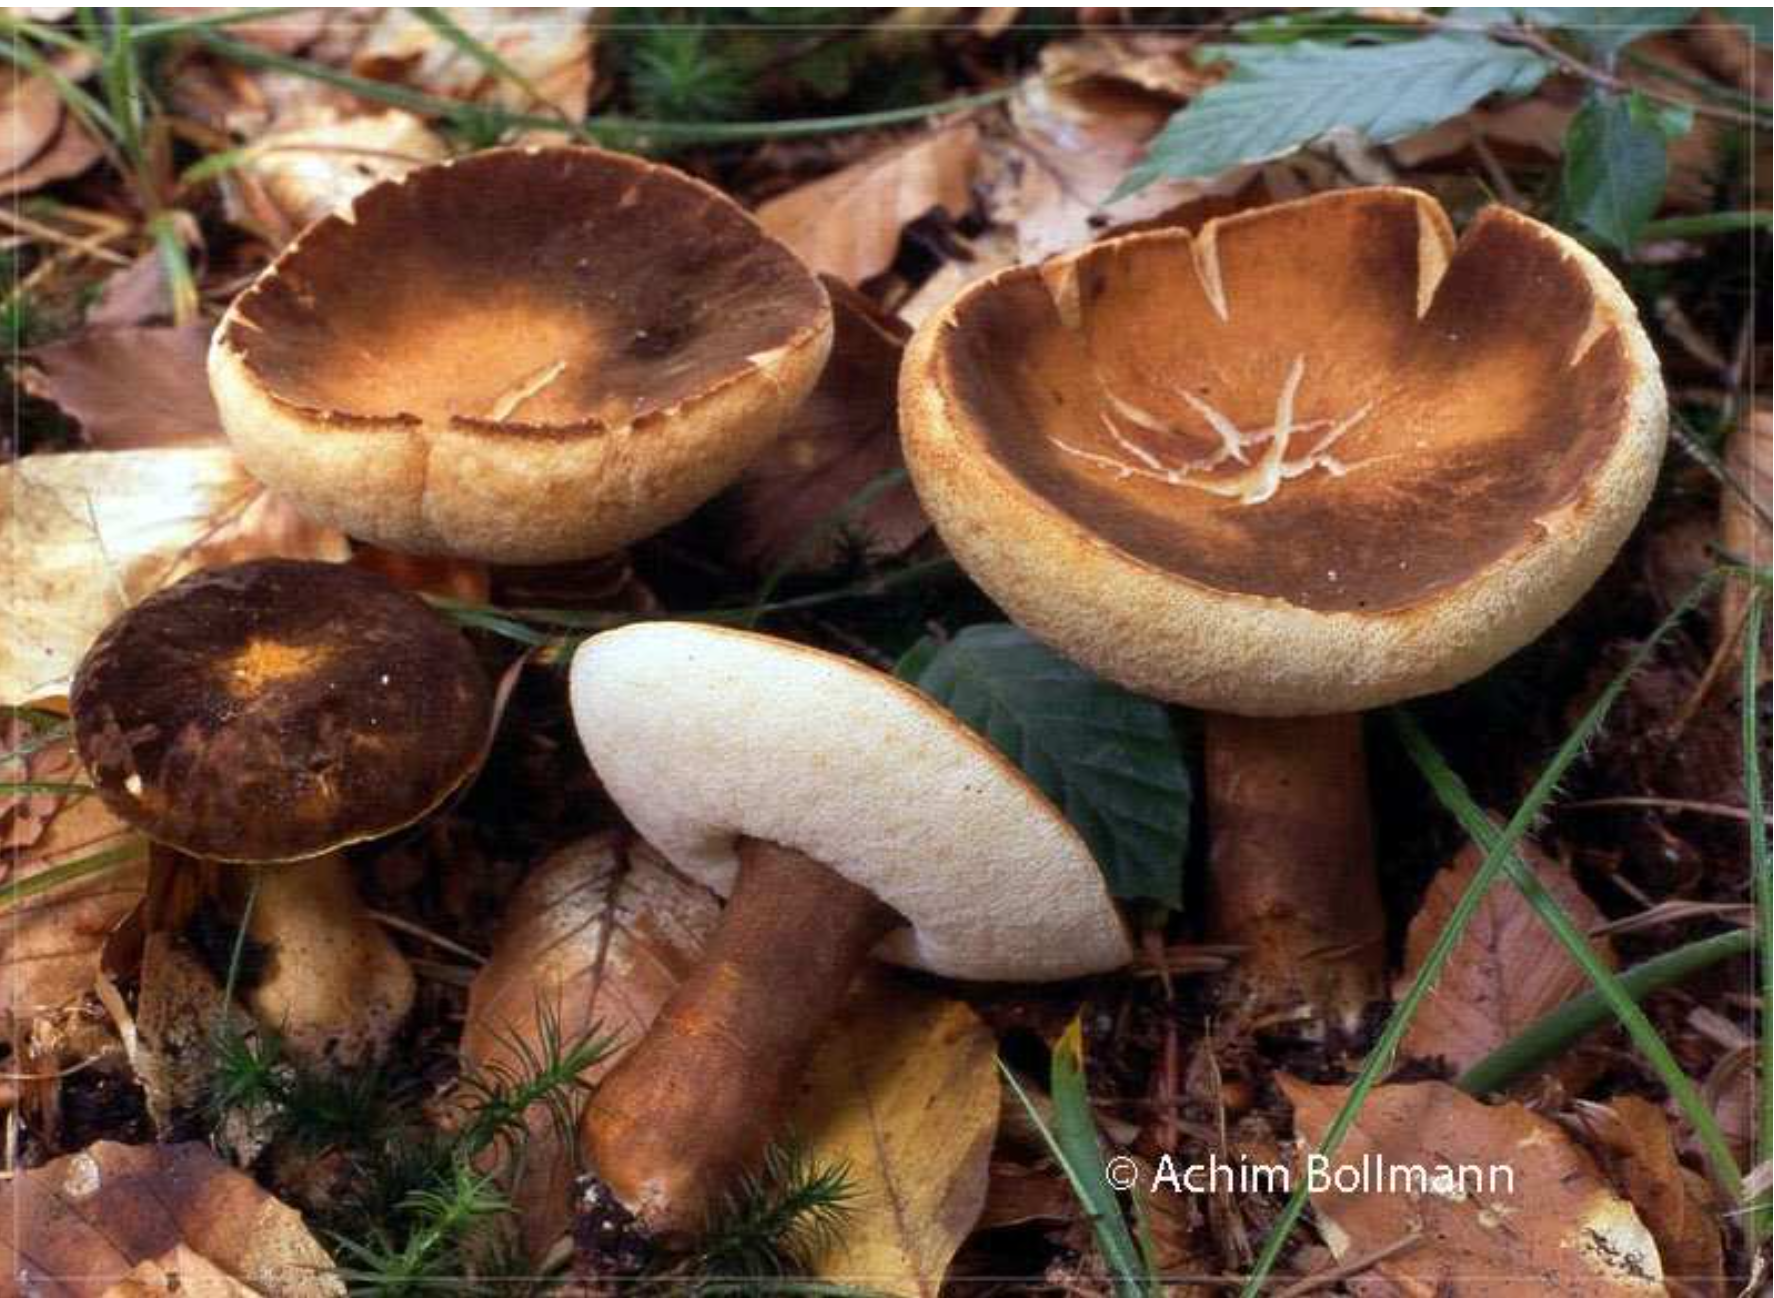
[569,622,1133,981]
[208,148,833,565]
[899,195,1669,717]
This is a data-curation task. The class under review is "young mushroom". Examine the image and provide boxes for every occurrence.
[208,145,833,565]
[899,188,1667,1035]
[569,622,1130,1252]
[71,559,493,1065]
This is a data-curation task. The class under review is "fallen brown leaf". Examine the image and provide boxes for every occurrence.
[1283,1077,1667,1295]
[1583,1096,1725,1297]
[1396,838,1616,1082]
[0,446,350,700]
[758,123,981,284]
[351,7,596,122]
[1719,403,1770,653]
[0,1140,344,1296]
[1,59,69,174]
[461,832,1000,1293]
[984,40,1235,263]
[725,277,928,574]
[461,832,722,1256]
[222,107,448,245]
[0,710,147,1037]
[25,324,223,449]
[105,1244,265,1296]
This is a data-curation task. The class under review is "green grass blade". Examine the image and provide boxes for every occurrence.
[1456,929,1754,1095]
[1640,210,1773,239]
[742,467,912,628]
[1238,572,1720,1297]
[1742,590,1770,1245]
[0,840,145,912]
[1001,1025,1154,1297]
[410,7,584,134]
[194,30,1015,144]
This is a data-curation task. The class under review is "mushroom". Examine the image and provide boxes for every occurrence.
[71,559,493,1065]
[208,145,834,565]
[898,188,1666,1034]
[568,622,1130,1250]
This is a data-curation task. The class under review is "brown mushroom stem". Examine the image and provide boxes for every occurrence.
[225,853,416,1069]
[581,837,899,1246]
[1204,712,1384,1036]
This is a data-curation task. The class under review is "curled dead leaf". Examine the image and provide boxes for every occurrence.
[25,324,224,449]
[222,107,449,246]
[461,832,999,1293]
[725,277,929,574]
[0,1140,344,1296]
[1,54,102,196]
[1283,1077,1667,1296]
[1396,838,1615,1084]
[0,447,350,700]
[1582,1096,1725,1297]
[0,710,147,1038]
[351,7,596,122]
[758,123,981,284]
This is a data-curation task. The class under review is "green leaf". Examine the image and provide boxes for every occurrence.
[1514,8,1696,64]
[900,625,1188,907]
[1000,1023,1155,1297]
[1118,33,1548,192]
[1561,90,1671,251]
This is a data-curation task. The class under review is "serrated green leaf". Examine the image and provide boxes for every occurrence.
[1117,33,1549,194]
[900,625,1188,907]
[1562,90,1670,251]
[1512,7,1696,63]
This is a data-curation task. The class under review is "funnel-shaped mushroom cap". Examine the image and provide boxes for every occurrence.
[210,147,834,564]
[71,560,492,862]
[901,189,1666,716]
[570,623,1131,981]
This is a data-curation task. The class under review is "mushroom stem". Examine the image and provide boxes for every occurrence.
[1203,712,1384,1037]
[227,853,416,1069]
[581,837,900,1247]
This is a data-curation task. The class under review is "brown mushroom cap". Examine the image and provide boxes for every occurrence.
[210,146,834,563]
[901,188,1667,716]
[71,559,492,862]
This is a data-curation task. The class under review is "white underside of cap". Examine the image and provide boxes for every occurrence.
[570,623,1132,982]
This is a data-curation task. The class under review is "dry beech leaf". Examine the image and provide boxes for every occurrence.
[351,7,596,122]
[0,446,350,700]
[461,832,722,1256]
[1396,838,1615,1080]
[758,123,981,284]
[985,42,1234,264]
[1583,1097,1725,1297]
[223,107,448,245]
[790,975,998,1297]
[460,832,1000,1292]
[2,59,69,174]
[0,1140,344,1296]
[1282,1078,1667,1296]
[0,712,146,1036]
[725,277,928,574]
[1719,403,1770,652]
[25,325,224,449]
[105,1244,265,1296]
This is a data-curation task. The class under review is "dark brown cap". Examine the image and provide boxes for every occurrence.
[70,559,492,862]
[209,146,833,564]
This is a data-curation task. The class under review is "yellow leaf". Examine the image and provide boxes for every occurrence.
[792,975,999,1298]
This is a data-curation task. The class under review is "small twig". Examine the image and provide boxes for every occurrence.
[1560,795,1769,826]
[1484,21,1766,127]
[1271,1229,1423,1298]
[366,909,487,965]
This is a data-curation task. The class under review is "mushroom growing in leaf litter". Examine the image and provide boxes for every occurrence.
[899,187,1666,1035]
[209,145,834,564]
[71,558,493,1065]
[568,621,1131,1257]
